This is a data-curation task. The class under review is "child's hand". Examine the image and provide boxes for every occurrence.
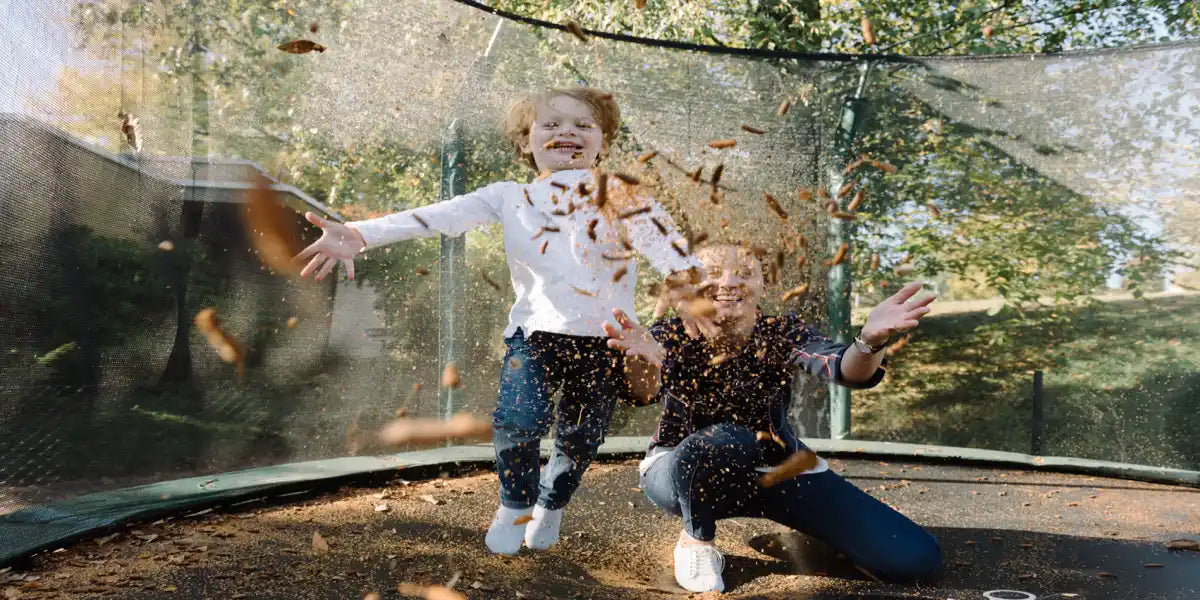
[294,212,366,281]
[602,308,665,368]
[860,282,935,345]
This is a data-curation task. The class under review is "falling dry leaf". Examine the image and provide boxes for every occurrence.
[286,316,299,329]
[761,451,820,487]
[686,166,702,182]
[740,124,765,135]
[309,22,320,34]
[708,139,737,149]
[244,175,304,275]
[832,211,857,221]
[157,240,175,251]
[887,333,912,355]
[869,159,898,174]
[763,192,788,220]
[776,98,792,116]
[848,189,866,211]
[378,412,492,447]
[861,18,877,45]
[619,206,652,219]
[479,272,502,291]
[894,263,916,276]
[708,353,732,366]
[612,266,628,283]
[869,253,880,270]
[513,515,533,526]
[830,243,849,266]
[564,20,588,42]
[194,308,244,375]
[1143,563,1164,568]
[636,150,658,163]
[441,363,461,389]
[118,111,142,153]
[613,172,640,185]
[927,203,942,218]
[983,25,995,38]
[837,180,856,199]
[843,158,866,176]
[1166,539,1199,551]
[593,169,608,209]
[571,285,598,297]
[650,217,668,236]
[710,163,724,187]
[796,188,812,202]
[539,240,549,254]
[278,39,326,54]
[781,284,809,303]
[312,531,330,552]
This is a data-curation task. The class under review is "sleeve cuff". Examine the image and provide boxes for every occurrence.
[831,346,887,389]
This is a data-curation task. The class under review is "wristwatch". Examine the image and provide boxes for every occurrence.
[853,329,889,354]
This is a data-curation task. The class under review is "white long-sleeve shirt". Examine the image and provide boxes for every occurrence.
[350,169,701,338]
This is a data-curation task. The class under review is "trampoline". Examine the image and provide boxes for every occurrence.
[1,0,1198,598]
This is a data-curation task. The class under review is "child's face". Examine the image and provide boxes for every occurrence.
[696,245,765,326]
[523,95,605,172]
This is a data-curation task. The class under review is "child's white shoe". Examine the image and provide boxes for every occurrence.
[523,505,563,550]
[674,542,725,593]
[485,505,533,555]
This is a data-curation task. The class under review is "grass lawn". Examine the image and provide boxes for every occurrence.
[853,293,1200,470]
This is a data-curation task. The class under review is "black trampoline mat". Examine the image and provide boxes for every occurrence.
[3,457,1197,599]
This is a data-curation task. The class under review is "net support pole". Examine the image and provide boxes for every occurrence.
[436,20,503,421]
[827,63,871,440]
[437,120,468,421]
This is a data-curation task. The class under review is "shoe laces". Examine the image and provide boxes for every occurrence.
[685,544,724,579]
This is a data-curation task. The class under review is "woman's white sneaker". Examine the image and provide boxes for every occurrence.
[485,505,533,555]
[674,542,726,593]
[524,505,563,550]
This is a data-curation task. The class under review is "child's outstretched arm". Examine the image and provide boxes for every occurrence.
[601,308,664,405]
[617,190,714,338]
[293,182,509,281]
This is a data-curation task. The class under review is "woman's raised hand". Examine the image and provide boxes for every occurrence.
[294,212,366,281]
[861,282,936,345]
[602,308,665,368]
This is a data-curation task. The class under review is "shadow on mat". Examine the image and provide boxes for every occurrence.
[744,526,1200,599]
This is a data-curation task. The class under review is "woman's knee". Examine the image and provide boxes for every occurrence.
[673,423,760,475]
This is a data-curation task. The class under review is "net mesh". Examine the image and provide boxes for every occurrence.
[0,0,1197,515]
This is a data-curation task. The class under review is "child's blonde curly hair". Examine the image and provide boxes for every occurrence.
[503,87,621,170]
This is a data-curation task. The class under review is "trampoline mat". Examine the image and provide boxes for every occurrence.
[2,457,1197,599]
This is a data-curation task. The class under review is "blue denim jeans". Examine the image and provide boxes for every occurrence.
[641,423,943,583]
[492,328,624,510]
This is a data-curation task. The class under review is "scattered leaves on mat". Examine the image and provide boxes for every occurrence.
[396,584,465,600]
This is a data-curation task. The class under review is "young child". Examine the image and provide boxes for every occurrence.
[294,87,706,555]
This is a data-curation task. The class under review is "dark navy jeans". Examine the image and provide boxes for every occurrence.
[492,328,624,510]
[641,423,942,583]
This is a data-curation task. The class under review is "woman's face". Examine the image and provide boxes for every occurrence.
[523,95,606,172]
[695,245,765,328]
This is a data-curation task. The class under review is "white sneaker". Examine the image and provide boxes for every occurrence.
[485,505,533,555]
[674,542,725,593]
[524,505,563,550]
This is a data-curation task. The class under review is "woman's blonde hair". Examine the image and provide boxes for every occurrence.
[503,87,621,170]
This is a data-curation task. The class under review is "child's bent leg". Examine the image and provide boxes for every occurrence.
[492,329,554,509]
[537,338,622,509]
[759,470,942,583]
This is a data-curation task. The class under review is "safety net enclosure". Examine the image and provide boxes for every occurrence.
[1,0,1199,596]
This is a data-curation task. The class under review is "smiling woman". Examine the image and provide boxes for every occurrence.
[604,241,940,592]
